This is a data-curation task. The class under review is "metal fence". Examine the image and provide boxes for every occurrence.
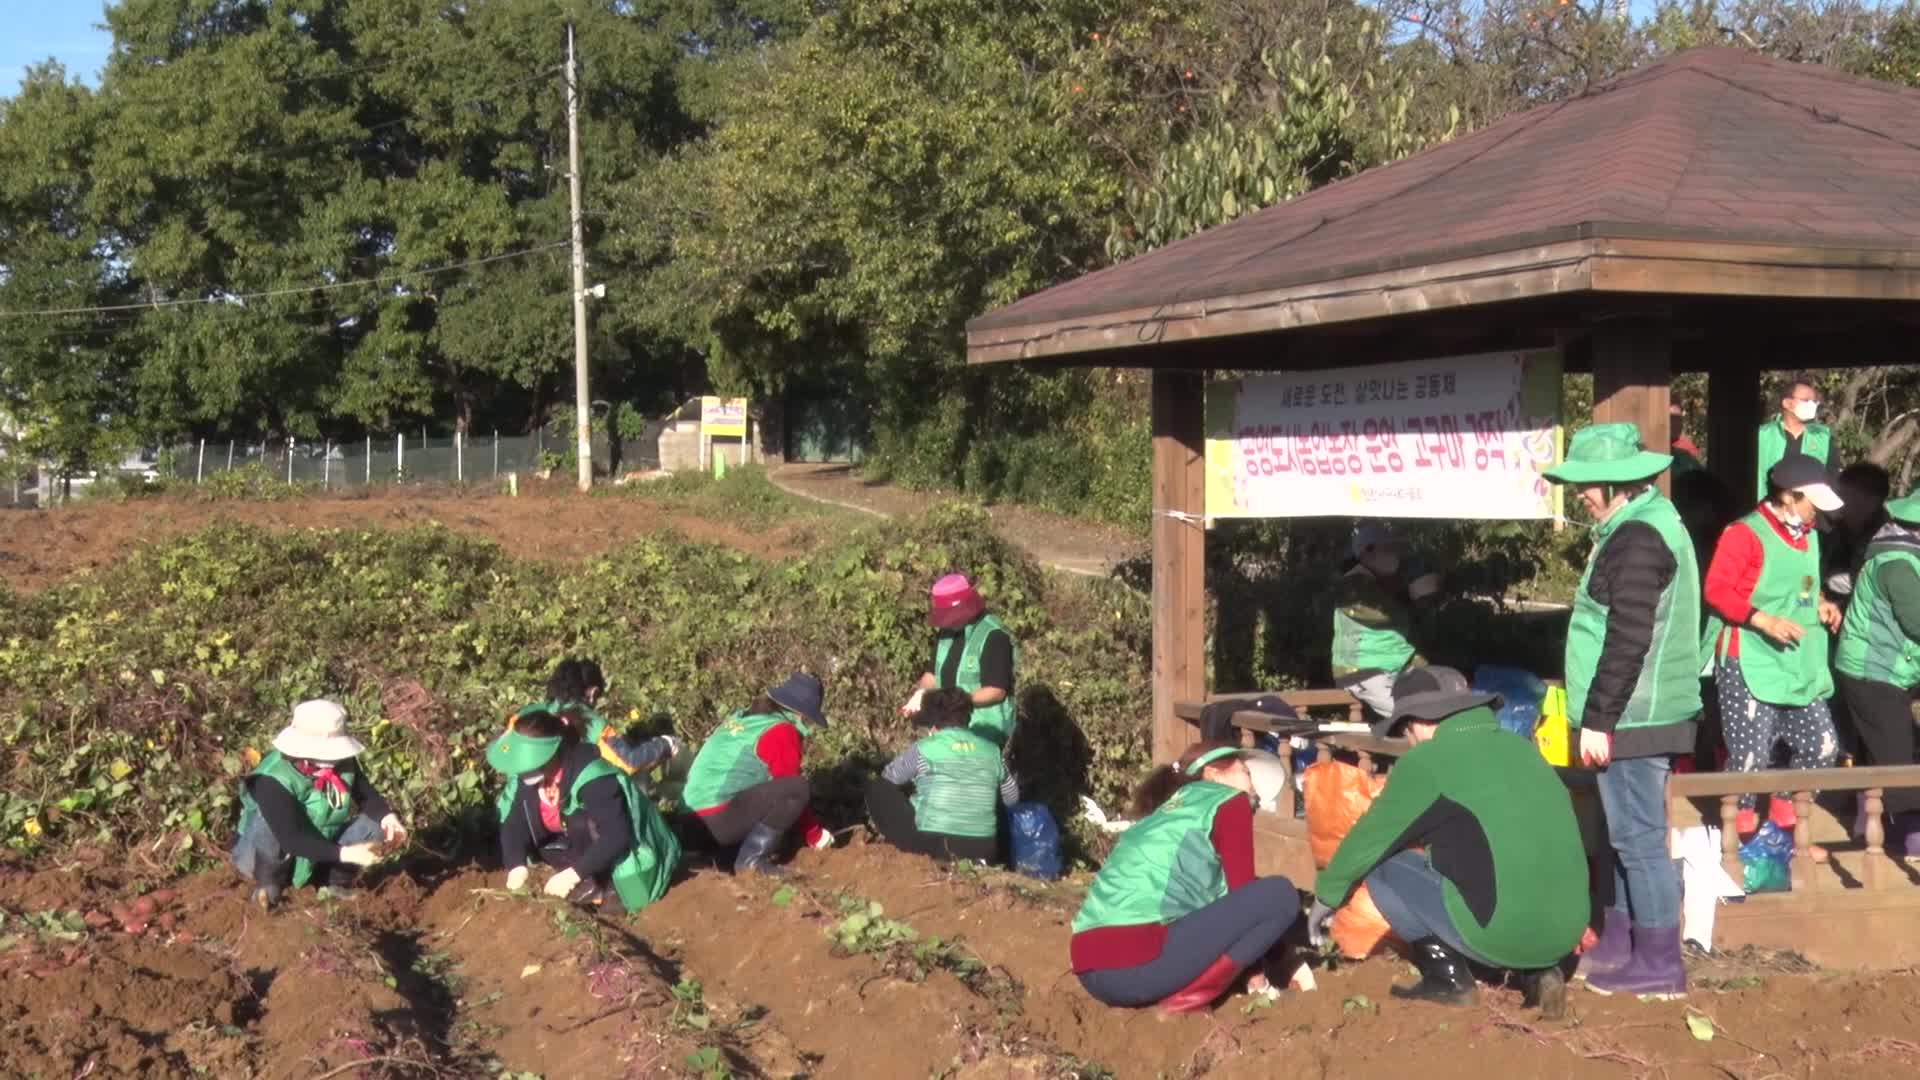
[161,427,663,489]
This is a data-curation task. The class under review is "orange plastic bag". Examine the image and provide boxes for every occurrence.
[1303,760,1395,959]
[1303,760,1387,869]
[1330,884,1395,960]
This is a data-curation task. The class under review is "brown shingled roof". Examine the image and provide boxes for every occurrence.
[967,46,1920,363]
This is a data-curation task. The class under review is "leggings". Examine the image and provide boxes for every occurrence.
[1716,657,1838,810]
[1077,876,1299,1007]
[864,779,1000,863]
[1835,672,1920,816]
[683,776,810,848]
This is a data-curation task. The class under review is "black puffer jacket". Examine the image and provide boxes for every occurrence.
[1583,520,1698,758]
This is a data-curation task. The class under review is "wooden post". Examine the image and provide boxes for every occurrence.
[1591,323,1674,496]
[1719,795,1741,882]
[1707,354,1760,502]
[1864,788,1886,888]
[1151,370,1207,763]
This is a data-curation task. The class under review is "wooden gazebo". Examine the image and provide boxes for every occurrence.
[967,47,1920,966]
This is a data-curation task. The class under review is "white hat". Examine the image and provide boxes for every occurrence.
[271,700,365,762]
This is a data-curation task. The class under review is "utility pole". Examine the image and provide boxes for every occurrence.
[566,20,592,493]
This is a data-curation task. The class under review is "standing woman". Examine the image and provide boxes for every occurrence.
[681,673,834,874]
[1544,423,1702,999]
[1834,490,1920,856]
[488,710,681,911]
[1702,455,1845,836]
[1071,743,1300,1013]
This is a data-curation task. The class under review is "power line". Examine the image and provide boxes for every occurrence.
[0,241,570,319]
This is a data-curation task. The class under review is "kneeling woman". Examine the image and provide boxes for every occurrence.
[488,710,681,912]
[866,689,1018,863]
[681,673,833,874]
[1071,743,1300,1013]
[233,699,407,909]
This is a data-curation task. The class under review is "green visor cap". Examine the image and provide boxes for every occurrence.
[1542,421,1673,486]
[485,729,563,775]
[1885,492,1920,524]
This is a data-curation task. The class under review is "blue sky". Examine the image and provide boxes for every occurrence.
[3,2,113,94]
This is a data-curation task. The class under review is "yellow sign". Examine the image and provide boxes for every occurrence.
[700,396,748,437]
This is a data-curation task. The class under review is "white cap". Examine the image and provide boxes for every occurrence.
[271,699,365,762]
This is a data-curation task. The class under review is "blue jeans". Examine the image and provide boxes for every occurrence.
[231,813,383,879]
[1593,755,1681,931]
[1363,851,1489,965]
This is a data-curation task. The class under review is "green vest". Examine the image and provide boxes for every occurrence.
[1756,418,1831,499]
[934,615,1019,745]
[236,751,357,888]
[682,711,802,812]
[1564,489,1703,732]
[1330,568,1418,677]
[495,756,681,913]
[1709,511,1832,707]
[1836,548,1920,689]
[1071,782,1241,933]
[910,727,1006,838]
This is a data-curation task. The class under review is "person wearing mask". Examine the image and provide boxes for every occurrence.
[1825,464,1892,603]
[1331,523,1441,718]
[681,673,834,874]
[1307,667,1586,1015]
[1070,743,1300,1013]
[489,709,681,911]
[1756,378,1837,498]
[911,574,1019,747]
[232,700,407,909]
[866,688,1019,864]
[1703,455,1845,837]
[1833,490,1920,857]
[1543,422,1702,1000]
[525,658,679,778]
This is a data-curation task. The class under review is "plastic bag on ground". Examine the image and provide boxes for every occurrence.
[1737,821,1793,894]
[1008,801,1062,880]
[1303,760,1387,869]
[1329,884,1395,959]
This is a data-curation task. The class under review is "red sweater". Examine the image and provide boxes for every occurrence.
[693,722,824,846]
[1068,795,1256,973]
[1704,503,1808,660]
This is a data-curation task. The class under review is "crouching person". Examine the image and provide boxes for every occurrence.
[233,700,406,909]
[535,657,679,777]
[488,709,681,912]
[681,673,833,875]
[1071,744,1300,1014]
[1309,668,1586,1015]
[866,689,1017,864]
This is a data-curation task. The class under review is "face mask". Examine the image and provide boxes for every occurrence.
[1781,507,1805,529]
[1793,400,1818,422]
[521,772,549,787]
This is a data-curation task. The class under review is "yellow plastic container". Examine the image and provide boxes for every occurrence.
[1535,686,1570,767]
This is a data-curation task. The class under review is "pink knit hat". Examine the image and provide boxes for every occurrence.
[929,573,985,630]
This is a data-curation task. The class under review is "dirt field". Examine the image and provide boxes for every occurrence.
[0,482,829,594]
[4,839,1918,1080]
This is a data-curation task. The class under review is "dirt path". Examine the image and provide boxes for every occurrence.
[770,464,1144,579]
[7,844,1919,1079]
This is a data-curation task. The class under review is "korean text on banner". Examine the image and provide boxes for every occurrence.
[1203,349,1563,520]
[700,396,749,438]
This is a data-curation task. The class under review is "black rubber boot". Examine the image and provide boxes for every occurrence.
[1389,938,1478,1006]
[1522,965,1568,1020]
[733,823,788,876]
[246,849,292,911]
[320,863,360,899]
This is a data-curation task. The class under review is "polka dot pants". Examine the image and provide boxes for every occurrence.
[1715,656,1838,811]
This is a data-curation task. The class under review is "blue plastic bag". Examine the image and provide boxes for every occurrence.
[1472,665,1548,738]
[1738,821,1794,893]
[1008,801,1062,880]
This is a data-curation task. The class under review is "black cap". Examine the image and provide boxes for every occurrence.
[1766,454,1844,512]
[1373,666,1501,738]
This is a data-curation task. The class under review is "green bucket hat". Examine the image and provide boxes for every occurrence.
[485,728,563,776]
[1886,492,1920,524]
[1542,422,1673,485]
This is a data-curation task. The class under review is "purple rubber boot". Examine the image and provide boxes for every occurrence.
[1585,926,1687,1000]
[1572,907,1631,981]
[1891,812,1920,857]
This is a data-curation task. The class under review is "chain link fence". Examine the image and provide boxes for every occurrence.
[160,426,663,490]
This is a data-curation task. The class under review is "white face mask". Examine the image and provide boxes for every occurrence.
[1780,506,1805,529]
[1793,399,1818,422]
[521,773,549,787]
